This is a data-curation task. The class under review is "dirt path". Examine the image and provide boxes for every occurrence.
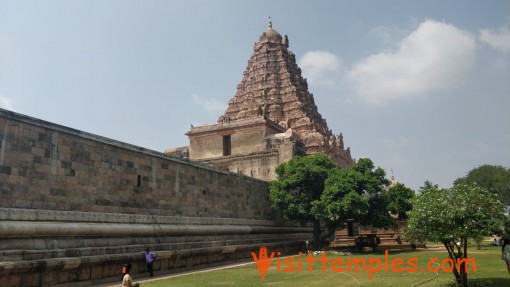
[424,245,446,251]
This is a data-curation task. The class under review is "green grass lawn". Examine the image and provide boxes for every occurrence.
[142,246,509,287]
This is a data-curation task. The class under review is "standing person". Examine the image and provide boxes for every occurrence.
[121,263,140,287]
[142,248,157,277]
[502,239,510,275]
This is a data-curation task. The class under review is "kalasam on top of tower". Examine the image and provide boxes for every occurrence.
[167,19,354,180]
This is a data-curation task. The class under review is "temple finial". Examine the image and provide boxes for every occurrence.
[268,17,272,29]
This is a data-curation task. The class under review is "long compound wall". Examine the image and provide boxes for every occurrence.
[0,109,311,287]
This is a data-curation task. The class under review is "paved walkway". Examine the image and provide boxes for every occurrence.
[95,260,256,287]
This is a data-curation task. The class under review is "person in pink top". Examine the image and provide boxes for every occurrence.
[141,248,157,277]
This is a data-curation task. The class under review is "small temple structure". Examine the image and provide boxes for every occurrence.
[168,19,353,180]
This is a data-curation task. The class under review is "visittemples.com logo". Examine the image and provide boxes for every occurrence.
[251,247,476,281]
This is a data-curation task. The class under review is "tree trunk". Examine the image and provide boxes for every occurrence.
[443,240,462,286]
[460,238,468,287]
[444,238,469,287]
[475,237,482,250]
[312,219,321,251]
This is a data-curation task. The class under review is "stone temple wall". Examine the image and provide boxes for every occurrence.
[0,109,311,287]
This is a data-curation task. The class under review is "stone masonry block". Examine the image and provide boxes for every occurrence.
[90,265,103,280]
[0,165,12,175]
[79,266,92,281]
[14,199,32,209]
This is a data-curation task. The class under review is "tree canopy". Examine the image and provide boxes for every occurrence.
[269,153,336,222]
[404,183,505,287]
[269,153,337,250]
[454,164,510,205]
[317,158,395,228]
[269,155,410,250]
[386,183,415,219]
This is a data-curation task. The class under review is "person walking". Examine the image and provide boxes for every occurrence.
[142,248,157,277]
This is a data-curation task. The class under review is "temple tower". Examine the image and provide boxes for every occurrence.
[172,20,354,180]
[220,19,353,167]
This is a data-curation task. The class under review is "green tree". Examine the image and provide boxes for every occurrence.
[419,180,438,193]
[313,164,370,226]
[268,153,337,250]
[404,183,505,287]
[454,165,510,205]
[501,217,510,238]
[386,183,415,219]
[270,156,400,250]
[318,158,393,228]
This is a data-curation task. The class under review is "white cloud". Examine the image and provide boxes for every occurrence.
[347,20,476,104]
[0,95,14,110]
[191,94,226,112]
[299,51,341,88]
[480,26,510,53]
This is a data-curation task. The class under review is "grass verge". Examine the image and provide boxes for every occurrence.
[141,246,509,287]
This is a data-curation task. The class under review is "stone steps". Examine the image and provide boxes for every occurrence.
[0,235,306,261]
[0,240,300,275]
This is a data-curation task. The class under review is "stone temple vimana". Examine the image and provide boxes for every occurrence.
[167,19,354,180]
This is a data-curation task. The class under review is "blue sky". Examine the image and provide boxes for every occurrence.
[1,0,509,191]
